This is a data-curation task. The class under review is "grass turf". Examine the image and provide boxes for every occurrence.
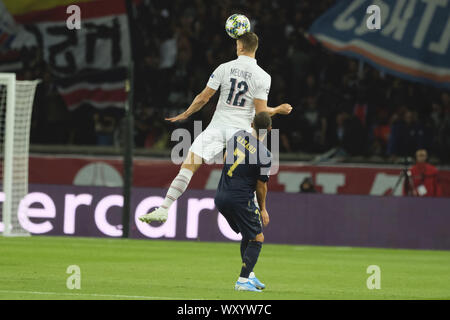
[0,236,449,300]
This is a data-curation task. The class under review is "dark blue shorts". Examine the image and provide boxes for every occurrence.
[215,195,263,240]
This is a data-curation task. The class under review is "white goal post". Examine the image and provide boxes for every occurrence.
[0,73,39,236]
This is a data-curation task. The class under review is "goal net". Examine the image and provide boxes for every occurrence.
[0,73,39,236]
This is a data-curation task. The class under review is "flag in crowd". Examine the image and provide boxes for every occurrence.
[0,0,131,109]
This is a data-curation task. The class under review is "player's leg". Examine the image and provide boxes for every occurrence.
[238,233,264,285]
[235,234,264,292]
[245,206,266,289]
[160,151,203,210]
[245,233,266,290]
[240,237,249,262]
[215,197,242,237]
[140,127,225,223]
[139,152,202,223]
[240,237,266,286]
[234,204,265,292]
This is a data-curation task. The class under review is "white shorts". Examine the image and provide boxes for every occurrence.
[189,126,250,162]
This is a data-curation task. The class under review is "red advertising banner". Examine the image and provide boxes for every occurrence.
[29,156,450,197]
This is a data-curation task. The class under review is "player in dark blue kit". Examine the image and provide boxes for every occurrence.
[215,112,272,292]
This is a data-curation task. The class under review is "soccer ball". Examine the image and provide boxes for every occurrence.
[225,14,251,39]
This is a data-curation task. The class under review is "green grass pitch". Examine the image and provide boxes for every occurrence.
[0,236,449,300]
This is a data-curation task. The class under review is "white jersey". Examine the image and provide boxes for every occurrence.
[206,55,271,130]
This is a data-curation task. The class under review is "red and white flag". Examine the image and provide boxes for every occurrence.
[1,0,131,110]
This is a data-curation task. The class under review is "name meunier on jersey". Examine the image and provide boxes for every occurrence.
[217,130,272,204]
[230,68,252,81]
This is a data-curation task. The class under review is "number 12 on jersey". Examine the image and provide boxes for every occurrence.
[227,78,248,107]
[227,148,246,177]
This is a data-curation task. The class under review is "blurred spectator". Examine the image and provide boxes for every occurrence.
[300,177,317,193]
[93,110,117,146]
[403,149,442,197]
[329,111,366,156]
[387,110,426,158]
[30,69,70,144]
[134,105,153,147]
[159,26,178,69]
[371,107,391,156]
[432,96,450,162]
[302,95,327,152]
[134,107,169,149]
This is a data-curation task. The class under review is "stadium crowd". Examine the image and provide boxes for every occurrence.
[23,0,450,164]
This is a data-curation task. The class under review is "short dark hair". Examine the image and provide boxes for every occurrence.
[237,32,259,52]
[253,112,272,137]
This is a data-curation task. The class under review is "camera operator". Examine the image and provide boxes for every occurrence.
[403,149,442,197]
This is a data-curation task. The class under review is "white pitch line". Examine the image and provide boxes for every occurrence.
[0,290,199,300]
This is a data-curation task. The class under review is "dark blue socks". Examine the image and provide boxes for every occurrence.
[240,240,262,278]
[240,238,249,261]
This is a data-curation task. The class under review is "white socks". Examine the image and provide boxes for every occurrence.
[238,273,256,283]
[161,168,194,210]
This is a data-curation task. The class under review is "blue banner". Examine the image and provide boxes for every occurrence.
[308,0,450,89]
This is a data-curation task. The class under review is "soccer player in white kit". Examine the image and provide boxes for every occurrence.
[139,32,292,223]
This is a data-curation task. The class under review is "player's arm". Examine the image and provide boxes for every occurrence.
[166,86,217,122]
[254,98,292,117]
[256,180,269,227]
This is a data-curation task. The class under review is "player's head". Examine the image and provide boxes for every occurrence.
[236,32,259,57]
[252,112,272,139]
[416,149,428,163]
